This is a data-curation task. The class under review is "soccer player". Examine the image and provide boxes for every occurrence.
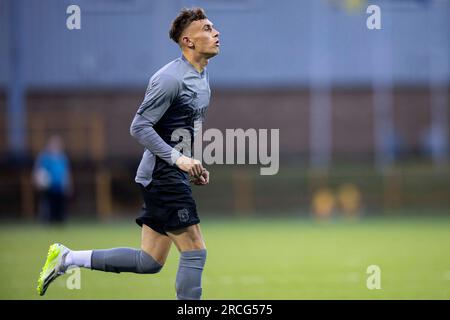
[37,7,220,300]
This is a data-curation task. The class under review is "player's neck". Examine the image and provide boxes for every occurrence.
[182,51,208,73]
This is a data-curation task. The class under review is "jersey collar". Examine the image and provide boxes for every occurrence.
[181,54,206,77]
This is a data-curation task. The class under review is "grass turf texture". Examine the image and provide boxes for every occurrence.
[0,216,449,299]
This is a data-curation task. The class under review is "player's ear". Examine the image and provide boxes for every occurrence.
[181,36,194,49]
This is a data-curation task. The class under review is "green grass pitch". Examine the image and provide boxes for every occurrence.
[1,216,449,299]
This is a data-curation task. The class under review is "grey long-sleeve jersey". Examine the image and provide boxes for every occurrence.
[130,55,211,187]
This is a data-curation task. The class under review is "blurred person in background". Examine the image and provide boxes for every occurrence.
[32,134,72,224]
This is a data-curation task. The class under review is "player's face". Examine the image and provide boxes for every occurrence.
[185,19,220,58]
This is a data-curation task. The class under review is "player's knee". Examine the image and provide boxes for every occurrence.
[191,241,206,251]
[139,262,162,274]
[137,250,163,274]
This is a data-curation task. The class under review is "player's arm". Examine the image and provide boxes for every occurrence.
[130,74,203,176]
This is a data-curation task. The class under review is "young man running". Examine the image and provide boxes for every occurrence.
[37,7,220,300]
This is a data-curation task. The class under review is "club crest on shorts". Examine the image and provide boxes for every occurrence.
[178,208,189,222]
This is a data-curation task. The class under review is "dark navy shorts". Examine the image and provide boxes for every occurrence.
[135,182,200,236]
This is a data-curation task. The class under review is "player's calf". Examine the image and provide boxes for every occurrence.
[90,248,163,274]
[176,249,207,300]
[64,247,163,274]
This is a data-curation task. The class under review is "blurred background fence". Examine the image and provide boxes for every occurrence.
[0,0,449,220]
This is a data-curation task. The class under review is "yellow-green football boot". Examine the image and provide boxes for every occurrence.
[37,243,70,296]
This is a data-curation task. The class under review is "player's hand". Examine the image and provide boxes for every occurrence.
[176,155,204,177]
[191,169,209,186]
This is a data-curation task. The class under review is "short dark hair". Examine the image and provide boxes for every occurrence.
[169,7,207,44]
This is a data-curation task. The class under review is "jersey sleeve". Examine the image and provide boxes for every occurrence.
[130,74,182,165]
[137,74,180,124]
